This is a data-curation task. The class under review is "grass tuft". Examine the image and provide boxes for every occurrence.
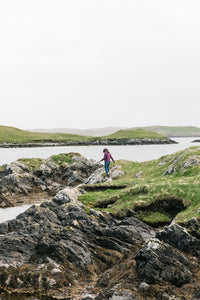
[79,146,200,226]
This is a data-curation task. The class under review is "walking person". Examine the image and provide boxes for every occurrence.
[100,148,115,177]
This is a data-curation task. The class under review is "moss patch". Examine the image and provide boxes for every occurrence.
[49,153,79,165]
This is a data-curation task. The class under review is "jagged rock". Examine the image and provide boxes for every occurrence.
[84,167,106,184]
[52,186,84,207]
[84,165,124,185]
[110,166,125,179]
[135,171,143,178]
[135,238,192,286]
[81,295,96,300]
[156,223,200,253]
[139,282,150,291]
[63,156,101,185]
[0,138,177,148]
[186,217,200,239]
[181,156,200,170]
[0,154,101,207]
[163,166,176,175]
[109,289,140,300]
[120,217,156,242]
[0,191,155,296]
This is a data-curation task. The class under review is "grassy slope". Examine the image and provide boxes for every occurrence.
[135,126,200,137]
[79,146,200,225]
[101,129,166,140]
[0,125,93,143]
[0,125,167,143]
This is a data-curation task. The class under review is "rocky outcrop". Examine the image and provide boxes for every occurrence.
[1,182,200,299]
[2,153,200,299]
[0,138,177,148]
[135,238,192,286]
[84,165,124,185]
[0,154,101,207]
[156,222,200,253]
[0,187,155,299]
[192,139,200,143]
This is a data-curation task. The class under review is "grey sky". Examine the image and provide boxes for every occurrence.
[0,0,200,129]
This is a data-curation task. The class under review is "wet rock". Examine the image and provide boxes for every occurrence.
[135,238,192,286]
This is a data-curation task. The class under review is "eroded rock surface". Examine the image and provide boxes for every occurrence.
[1,154,200,299]
[0,154,101,207]
[0,186,155,299]
[135,238,192,286]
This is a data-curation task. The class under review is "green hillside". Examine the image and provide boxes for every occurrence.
[103,129,166,140]
[0,125,168,143]
[79,145,200,226]
[0,125,90,143]
[135,126,200,137]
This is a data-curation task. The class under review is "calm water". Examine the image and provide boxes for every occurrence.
[0,137,200,166]
[0,204,41,224]
[1,137,200,223]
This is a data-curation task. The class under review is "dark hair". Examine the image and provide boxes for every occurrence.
[103,148,109,153]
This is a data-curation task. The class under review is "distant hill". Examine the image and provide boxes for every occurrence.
[0,125,168,144]
[0,125,91,143]
[102,129,166,140]
[27,127,127,137]
[27,126,200,138]
[133,126,200,137]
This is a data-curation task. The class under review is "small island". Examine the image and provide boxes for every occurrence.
[0,125,176,147]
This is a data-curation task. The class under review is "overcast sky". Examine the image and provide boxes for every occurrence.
[0,0,200,129]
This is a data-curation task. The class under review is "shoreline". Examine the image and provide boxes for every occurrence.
[0,138,177,148]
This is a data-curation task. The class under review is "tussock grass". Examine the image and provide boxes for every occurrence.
[79,146,200,225]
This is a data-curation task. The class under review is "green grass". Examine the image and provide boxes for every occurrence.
[0,125,91,143]
[134,126,200,137]
[18,158,44,170]
[0,125,168,144]
[49,153,79,165]
[101,129,166,140]
[79,146,200,225]
[17,153,77,170]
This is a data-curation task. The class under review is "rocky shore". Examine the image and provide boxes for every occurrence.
[0,154,200,299]
[0,154,102,208]
[0,138,176,148]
